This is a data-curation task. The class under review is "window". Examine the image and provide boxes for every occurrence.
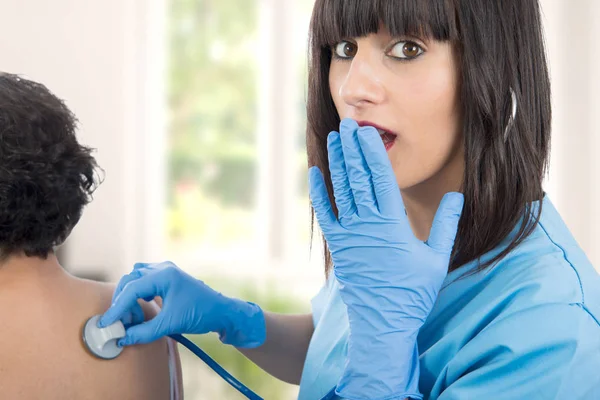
[165,0,319,397]
[166,0,321,279]
[167,0,261,265]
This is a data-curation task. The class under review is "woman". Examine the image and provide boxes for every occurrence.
[0,73,183,399]
[101,0,600,399]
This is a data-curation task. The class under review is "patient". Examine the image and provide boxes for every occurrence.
[0,73,183,399]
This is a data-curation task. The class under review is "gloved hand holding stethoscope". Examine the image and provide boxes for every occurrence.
[97,118,463,400]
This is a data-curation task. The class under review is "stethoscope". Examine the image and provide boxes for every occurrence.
[82,314,338,400]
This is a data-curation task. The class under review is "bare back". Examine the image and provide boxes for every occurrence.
[0,269,182,400]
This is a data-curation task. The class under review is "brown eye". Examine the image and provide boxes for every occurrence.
[334,41,358,58]
[403,43,420,57]
[389,41,424,60]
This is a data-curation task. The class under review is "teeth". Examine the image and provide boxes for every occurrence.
[370,126,395,145]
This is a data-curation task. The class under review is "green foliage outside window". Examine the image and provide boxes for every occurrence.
[167,1,316,397]
[168,0,259,211]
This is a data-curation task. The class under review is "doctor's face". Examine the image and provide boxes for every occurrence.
[328,25,464,196]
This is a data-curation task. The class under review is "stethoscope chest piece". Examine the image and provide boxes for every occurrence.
[82,314,126,360]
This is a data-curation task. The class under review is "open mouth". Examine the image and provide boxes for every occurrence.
[375,128,397,149]
[355,121,398,150]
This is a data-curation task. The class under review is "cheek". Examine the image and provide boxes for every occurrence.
[391,64,461,183]
[409,62,457,122]
[403,64,459,149]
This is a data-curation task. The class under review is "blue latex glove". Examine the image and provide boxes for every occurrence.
[309,119,464,400]
[98,261,266,348]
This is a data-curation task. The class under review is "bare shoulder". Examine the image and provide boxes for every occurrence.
[80,279,183,399]
[0,275,181,400]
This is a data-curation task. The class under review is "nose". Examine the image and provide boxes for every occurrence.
[338,54,386,108]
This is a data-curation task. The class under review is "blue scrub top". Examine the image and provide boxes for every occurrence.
[298,197,600,399]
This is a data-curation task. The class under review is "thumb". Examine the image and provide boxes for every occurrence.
[427,192,464,254]
[120,314,168,346]
[100,276,160,327]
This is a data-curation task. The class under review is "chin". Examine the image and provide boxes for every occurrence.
[395,177,423,192]
[394,172,438,194]
[390,167,422,190]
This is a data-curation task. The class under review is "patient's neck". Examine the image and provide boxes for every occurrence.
[0,252,69,286]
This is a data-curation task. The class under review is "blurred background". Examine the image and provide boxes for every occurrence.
[1,0,599,398]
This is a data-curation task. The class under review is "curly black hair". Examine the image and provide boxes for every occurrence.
[0,73,102,260]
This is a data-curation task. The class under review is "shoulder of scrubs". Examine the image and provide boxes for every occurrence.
[311,273,335,327]
[420,197,600,400]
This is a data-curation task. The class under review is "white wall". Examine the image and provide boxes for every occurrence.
[0,0,598,279]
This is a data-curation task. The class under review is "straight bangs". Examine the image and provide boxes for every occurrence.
[310,0,458,48]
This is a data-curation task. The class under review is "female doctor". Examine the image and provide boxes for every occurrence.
[100,0,600,399]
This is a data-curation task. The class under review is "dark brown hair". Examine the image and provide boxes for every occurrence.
[0,73,102,261]
[306,0,552,277]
